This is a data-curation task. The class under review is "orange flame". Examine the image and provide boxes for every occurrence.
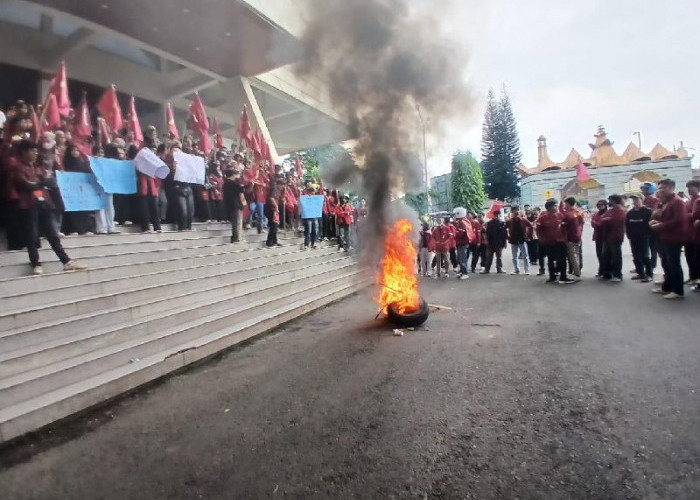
[377,219,420,314]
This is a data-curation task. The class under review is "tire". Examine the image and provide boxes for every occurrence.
[387,298,429,328]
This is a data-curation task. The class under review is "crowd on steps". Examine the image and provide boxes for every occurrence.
[0,98,368,277]
[418,180,700,299]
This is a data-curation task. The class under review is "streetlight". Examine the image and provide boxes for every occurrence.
[415,102,431,215]
[633,131,642,150]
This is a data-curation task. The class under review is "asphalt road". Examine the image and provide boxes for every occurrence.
[1,239,699,500]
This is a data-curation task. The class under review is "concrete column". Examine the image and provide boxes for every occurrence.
[37,72,52,105]
[220,76,279,161]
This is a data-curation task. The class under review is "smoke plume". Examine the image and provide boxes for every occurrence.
[295,0,475,253]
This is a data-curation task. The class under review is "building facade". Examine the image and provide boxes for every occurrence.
[430,173,451,213]
[519,127,694,207]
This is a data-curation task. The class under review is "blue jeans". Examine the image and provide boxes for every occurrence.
[456,245,471,274]
[249,201,265,230]
[511,242,530,272]
[303,218,318,247]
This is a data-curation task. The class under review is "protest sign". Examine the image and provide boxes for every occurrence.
[300,195,324,219]
[134,147,169,179]
[173,151,206,185]
[88,157,137,194]
[56,171,107,211]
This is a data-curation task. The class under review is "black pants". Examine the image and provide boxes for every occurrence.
[338,223,350,250]
[629,236,652,277]
[661,243,684,295]
[601,241,623,279]
[229,208,242,242]
[138,195,161,232]
[22,206,71,267]
[469,244,480,271]
[449,248,458,269]
[483,247,503,272]
[543,242,566,280]
[529,238,545,272]
[3,199,25,250]
[595,240,605,276]
[685,242,699,281]
[176,187,194,230]
[649,235,659,272]
[266,222,279,246]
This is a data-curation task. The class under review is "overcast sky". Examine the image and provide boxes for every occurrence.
[430,0,700,176]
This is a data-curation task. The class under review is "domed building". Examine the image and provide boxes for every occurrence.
[519,126,694,207]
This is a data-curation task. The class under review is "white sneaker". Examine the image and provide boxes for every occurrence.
[609,277,622,283]
[63,260,87,272]
[32,266,43,276]
[651,288,667,294]
[459,274,469,280]
[654,279,665,285]
[524,271,531,275]
[510,270,519,275]
[663,292,683,300]
[444,273,450,278]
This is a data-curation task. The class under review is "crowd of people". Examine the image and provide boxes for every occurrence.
[0,99,368,276]
[417,179,700,299]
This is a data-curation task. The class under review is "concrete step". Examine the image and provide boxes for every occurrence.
[0,246,341,341]
[0,272,371,443]
[115,221,232,234]
[0,236,309,300]
[0,261,360,406]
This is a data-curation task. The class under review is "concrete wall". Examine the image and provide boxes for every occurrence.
[520,159,694,207]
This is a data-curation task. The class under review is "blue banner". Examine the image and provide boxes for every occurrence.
[89,157,137,194]
[300,195,324,219]
[56,171,107,211]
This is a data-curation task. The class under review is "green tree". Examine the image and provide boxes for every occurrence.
[451,151,485,212]
[481,86,522,201]
[402,189,439,216]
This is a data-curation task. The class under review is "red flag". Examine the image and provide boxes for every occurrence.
[97,117,112,145]
[74,92,92,140]
[486,200,505,219]
[127,96,143,144]
[30,105,42,141]
[213,118,223,149]
[575,161,591,181]
[44,93,61,131]
[166,102,179,139]
[189,93,211,154]
[294,154,303,178]
[237,105,252,144]
[251,129,262,160]
[97,85,123,132]
[48,61,71,117]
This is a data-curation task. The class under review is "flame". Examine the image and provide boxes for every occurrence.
[377,219,420,314]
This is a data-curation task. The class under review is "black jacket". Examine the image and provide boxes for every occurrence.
[625,206,652,240]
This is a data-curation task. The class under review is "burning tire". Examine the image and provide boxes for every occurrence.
[387,298,429,328]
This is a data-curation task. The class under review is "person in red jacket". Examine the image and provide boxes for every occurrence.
[12,140,86,275]
[691,193,700,292]
[641,182,661,273]
[599,194,627,282]
[452,207,472,279]
[536,200,573,284]
[431,218,453,278]
[468,212,482,273]
[650,179,689,298]
[590,199,608,278]
[505,205,533,275]
[561,197,585,278]
[335,194,354,251]
[418,222,434,277]
[683,180,699,286]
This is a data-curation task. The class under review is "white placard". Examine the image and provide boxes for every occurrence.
[173,151,206,185]
[134,148,169,179]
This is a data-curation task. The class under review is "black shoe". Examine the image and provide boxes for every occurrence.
[537,271,545,276]
[479,270,490,274]
[545,277,558,283]
[496,269,505,274]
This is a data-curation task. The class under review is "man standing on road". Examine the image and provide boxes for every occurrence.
[536,200,574,284]
[481,211,507,274]
[561,197,584,279]
[625,194,653,283]
[505,205,532,275]
[432,218,453,279]
[599,194,627,283]
[684,180,699,286]
[591,200,608,278]
[526,207,544,276]
[650,179,688,299]
[452,207,473,280]
[641,182,660,274]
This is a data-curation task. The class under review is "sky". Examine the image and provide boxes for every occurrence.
[428,0,700,176]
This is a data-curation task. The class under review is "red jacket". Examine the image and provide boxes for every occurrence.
[653,195,688,244]
[686,195,699,243]
[335,203,354,225]
[535,211,565,245]
[471,220,483,245]
[446,223,457,249]
[419,229,433,251]
[137,171,160,197]
[12,160,45,210]
[454,218,472,246]
[643,195,660,210]
[505,216,532,244]
[600,204,627,243]
[691,197,700,244]
[561,207,584,243]
[591,210,607,242]
[432,224,453,253]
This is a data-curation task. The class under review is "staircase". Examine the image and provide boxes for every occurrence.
[0,223,370,443]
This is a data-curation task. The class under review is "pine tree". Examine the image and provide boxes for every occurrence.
[481,86,522,201]
[451,151,485,213]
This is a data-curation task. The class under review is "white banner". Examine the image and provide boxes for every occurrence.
[173,151,206,185]
[134,148,169,179]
